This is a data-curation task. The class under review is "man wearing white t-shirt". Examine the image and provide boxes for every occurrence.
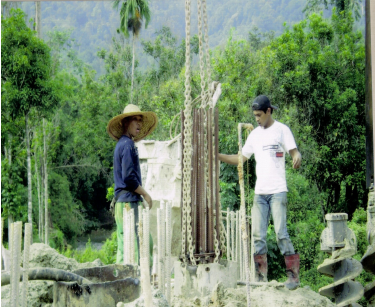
[219,95,302,290]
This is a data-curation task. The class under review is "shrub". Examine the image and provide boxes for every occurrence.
[60,231,117,265]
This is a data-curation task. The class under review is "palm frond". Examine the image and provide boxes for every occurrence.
[114,0,151,36]
[112,0,121,10]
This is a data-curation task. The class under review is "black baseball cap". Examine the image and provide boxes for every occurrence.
[252,95,278,111]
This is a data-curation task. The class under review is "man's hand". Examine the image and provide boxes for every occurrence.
[135,185,153,209]
[143,193,153,209]
[289,148,302,169]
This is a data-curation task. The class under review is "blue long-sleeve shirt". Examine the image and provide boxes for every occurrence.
[113,135,142,203]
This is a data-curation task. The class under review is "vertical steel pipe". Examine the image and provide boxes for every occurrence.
[207,109,214,253]
[214,108,220,251]
[196,108,202,255]
[192,109,199,254]
[199,108,207,257]
[180,110,186,256]
[181,104,221,264]
[203,108,208,254]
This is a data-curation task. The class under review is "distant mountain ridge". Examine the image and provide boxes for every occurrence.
[16,0,362,75]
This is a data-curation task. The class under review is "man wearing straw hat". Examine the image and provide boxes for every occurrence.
[219,95,302,290]
[107,104,158,264]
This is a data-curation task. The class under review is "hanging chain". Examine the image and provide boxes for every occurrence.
[197,0,206,107]
[213,229,220,262]
[197,0,211,253]
[220,217,227,254]
[213,120,221,262]
[183,0,219,265]
[202,0,213,107]
[182,0,196,265]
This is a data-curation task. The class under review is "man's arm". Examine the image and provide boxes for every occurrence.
[134,185,153,209]
[219,153,248,165]
[289,148,302,169]
[121,145,153,208]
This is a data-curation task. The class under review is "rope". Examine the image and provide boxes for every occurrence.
[237,123,254,307]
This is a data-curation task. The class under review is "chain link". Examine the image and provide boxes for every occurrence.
[213,227,220,262]
[202,0,212,108]
[197,0,206,107]
[184,0,218,265]
[183,0,196,265]
[220,216,227,254]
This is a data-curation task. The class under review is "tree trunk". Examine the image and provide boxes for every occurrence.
[41,154,44,242]
[26,112,33,225]
[6,134,13,248]
[365,0,374,188]
[43,118,49,245]
[35,2,41,37]
[130,34,135,103]
[34,147,42,241]
[346,184,358,220]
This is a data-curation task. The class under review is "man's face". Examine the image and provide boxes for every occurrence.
[128,115,143,137]
[253,109,270,128]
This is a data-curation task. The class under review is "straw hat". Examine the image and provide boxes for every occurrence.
[107,104,158,142]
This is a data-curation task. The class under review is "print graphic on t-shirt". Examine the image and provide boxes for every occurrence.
[262,142,284,168]
[263,145,279,151]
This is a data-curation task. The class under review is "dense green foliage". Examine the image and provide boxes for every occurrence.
[1,2,372,302]
[62,233,117,265]
[267,12,366,217]
[1,9,58,119]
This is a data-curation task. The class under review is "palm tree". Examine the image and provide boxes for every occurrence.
[113,0,151,103]
[304,0,362,20]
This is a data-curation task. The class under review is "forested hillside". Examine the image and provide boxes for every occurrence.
[7,0,327,74]
[1,1,372,302]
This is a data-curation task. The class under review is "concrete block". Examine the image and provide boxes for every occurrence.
[174,260,238,298]
[53,264,140,307]
[136,140,182,258]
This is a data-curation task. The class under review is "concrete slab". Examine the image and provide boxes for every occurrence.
[174,260,239,298]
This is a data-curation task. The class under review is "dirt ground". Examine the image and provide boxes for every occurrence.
[170,281,335,307]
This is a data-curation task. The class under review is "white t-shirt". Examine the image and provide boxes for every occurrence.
[242,121,297,195]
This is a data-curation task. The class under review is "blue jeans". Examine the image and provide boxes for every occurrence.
[252,192,295,256]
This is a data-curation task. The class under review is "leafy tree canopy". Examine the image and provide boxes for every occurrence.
[1,8,59,119]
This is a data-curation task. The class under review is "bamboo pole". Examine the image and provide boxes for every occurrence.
[237,123,253,307]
